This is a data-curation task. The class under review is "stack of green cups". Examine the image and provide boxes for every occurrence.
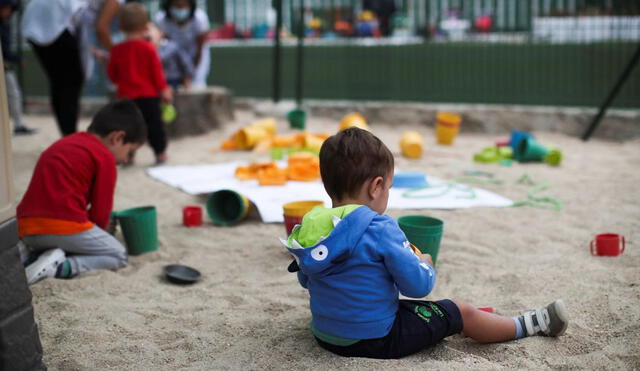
[397,215,444,266]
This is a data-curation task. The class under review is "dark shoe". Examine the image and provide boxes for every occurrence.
[13,126,38,136]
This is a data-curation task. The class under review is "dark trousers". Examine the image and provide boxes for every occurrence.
[132,97,167,156]
[30,30,84,136]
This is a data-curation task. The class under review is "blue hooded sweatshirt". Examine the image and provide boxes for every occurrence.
[283,205,436,340]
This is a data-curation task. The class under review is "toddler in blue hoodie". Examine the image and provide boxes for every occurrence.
[282,127,569,359]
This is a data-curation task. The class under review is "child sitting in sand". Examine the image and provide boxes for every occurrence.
[18,100,147,285]
[281,127,569,359]
[108,2,172,165]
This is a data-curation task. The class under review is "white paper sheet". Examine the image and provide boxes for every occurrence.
[147,163,513,223]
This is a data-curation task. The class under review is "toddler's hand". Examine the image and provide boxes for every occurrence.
[420,253,433,267]
[107,217,118,235]
[161,87,173,103]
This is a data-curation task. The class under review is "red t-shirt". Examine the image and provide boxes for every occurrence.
[107,39,167,99]
[17,132,117,231]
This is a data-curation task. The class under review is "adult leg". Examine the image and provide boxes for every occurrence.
[22,225,127,277]
[29,30,84,136]
[5,70,24,129]
[133,97,167,159]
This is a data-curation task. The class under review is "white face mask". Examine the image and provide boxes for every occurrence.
[170,7,190,21]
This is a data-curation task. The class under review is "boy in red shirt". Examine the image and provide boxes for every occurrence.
[108,2,172,165]
[18,100,147,284]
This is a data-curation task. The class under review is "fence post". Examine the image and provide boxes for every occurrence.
[272,0,283,103]
[582,43,640,141]
[294,0,304,108]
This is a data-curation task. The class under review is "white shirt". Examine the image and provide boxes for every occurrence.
[155,8,210,88]
[21,0,85,45]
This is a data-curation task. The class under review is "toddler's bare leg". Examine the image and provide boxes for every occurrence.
[452,299,516,343]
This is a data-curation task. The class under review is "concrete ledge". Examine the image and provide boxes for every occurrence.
[244,98,640,141]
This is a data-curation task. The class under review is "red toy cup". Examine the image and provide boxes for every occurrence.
[284,215,303,236]
[478,307,494,313]
[590,233,625,256]
[182,206,203,227]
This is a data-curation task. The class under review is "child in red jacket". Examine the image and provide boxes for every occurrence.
[108,2,172,165]
[19,100,147,284]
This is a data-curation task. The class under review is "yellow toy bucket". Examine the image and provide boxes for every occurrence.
[400,131,424,158]
[339,112,370,131]
[435,112,461,145]
[250,118,277,136]
[235,126,270,149]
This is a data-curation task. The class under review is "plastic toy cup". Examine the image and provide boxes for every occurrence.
[251,117,277,136]
[509,130,533,151]
[435,112,461,145]
[478,307,495,313]
[590,233,625,256]
[235,126,270,149]
[206,190,251,226]
[397,215,444,266]
[515,137,549,162]
[112,206,158,255]
[339,112,369,131]
[287,109,307,130]
[400,131,424,158]
[182,205,203,227]
[283,200,324,235]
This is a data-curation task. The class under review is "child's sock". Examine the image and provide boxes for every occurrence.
[55,260,72,278]
[512,316,525,339]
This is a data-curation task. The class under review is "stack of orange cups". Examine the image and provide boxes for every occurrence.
[435,112,462,145]
[282,200,324,236]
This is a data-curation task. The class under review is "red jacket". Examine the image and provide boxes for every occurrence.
[17,133,117,230]
[108,39,167,99]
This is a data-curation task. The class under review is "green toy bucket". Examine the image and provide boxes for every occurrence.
[206,190,250,226]
[398,215,444,266]
[515,137,549,162]
[113,206,158,255]
[287,109,306,130]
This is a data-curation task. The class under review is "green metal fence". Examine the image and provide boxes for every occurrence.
[15,0,640,108]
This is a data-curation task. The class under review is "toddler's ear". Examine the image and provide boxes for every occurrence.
[367,176,385,199]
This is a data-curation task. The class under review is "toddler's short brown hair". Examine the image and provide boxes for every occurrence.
[320,127,394,202]
[118,3,149,33]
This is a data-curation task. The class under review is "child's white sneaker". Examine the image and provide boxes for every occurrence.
[25,248,65,285]
[522,299,569,337]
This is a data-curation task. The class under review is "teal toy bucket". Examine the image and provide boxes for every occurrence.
[113,206,158,255]
[397,215,444,266]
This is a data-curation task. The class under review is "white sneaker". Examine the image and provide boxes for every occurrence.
[522,299,569,337]
[25,248,66,285]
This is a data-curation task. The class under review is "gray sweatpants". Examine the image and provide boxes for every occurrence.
[5,70,24,129]
[22,226,128,277]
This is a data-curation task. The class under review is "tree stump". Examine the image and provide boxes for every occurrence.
[166,86,234,138]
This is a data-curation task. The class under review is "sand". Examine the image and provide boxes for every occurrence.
[11,110,640,370]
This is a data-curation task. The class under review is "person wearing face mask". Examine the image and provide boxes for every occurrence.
[155,0,210,89]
